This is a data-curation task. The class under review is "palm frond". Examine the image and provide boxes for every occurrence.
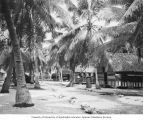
[52,5,74,29]
[107,0,133,6]
[89,22,137,53]
[102,33,132,53]
[99,22,137,37]
[131,13,143,47]
[77,0,88,11]
[65,39,89,66]
[64,0,78,11]
[120,0,143,23]
[34,4,56,29]
[35,45,46,64]
[13,0,23,26]
[58,26,81,46]
[67,22,137,65]
[47,27,81,68]
[69,28,88,50]
[90,0,105,13]
[97,6,126,21]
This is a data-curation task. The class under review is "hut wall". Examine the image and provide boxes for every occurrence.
[113,72,143,88]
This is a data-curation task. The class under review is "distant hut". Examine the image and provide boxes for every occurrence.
[75,65,95,84]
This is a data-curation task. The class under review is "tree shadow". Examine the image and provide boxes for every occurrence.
[28,87,46,90]
[99,92,143,97]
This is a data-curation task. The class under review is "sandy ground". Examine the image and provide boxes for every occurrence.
[0,81,143,114]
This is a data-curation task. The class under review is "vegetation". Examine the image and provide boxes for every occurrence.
[0,0,143,108]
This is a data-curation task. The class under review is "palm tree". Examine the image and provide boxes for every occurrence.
[0,0,61,106]
[1,0,34,107]
[105,0,143,61]
[53,0,132,88]
[0,48,13,93]
[87,0,143,88]
[122,0,143,61]
[46,0,139,88]
[1,0,61,90]
[14,0,55,88]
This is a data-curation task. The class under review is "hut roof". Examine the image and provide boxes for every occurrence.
[75,65,95,73]
[106,52,143,72]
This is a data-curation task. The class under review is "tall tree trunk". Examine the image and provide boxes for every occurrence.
[29,60,34,84]
[104,72,108,86]
[34,58,41,89]
[66,67,75,87]
[39,65,43,80]
[2,0,34,107]
[94,68,100,89]
[103,67,108,87]
[31,9,41,88]
[60,67,63,82]
[78,73,83,84]
[1,55,13,93]
[48,70,52,80]
[13,67,17,86]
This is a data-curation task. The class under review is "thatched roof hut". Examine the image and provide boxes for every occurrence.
[105,52,143,72]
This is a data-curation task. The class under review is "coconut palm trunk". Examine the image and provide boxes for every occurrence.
[1,55,13,93]
[34,58,40,89]
[12,67,17,86]
[39,65,43,81]
[60,67,63,82]
[103,67,108,87]
[94,68,100,89]
[29,58,35,84]
[66,66,75,87]
[2,0,34,107]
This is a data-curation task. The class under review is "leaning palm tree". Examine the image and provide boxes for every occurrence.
[0,46,32,93]
[1,0,34,107]
[1,0,62,90]
[0,0,60,107]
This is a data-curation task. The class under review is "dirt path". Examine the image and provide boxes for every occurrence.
[0,81,143,114]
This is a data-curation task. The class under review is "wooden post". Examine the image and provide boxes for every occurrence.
[86,73,92,88]
[103,64,108,87]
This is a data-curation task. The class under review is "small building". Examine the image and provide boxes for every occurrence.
[75,65,95,83]
[105,52,143,88]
